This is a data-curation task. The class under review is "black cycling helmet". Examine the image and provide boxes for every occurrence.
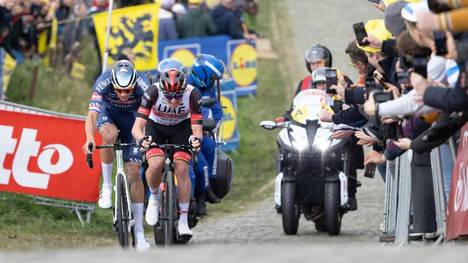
[111,60,137,89]
[304,44,333,73]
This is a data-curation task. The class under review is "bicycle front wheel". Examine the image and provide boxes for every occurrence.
[116,172,130,248]
[164,170,175,245]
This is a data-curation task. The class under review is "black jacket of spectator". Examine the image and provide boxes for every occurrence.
[210,4,244,39]
[423,83,468,112]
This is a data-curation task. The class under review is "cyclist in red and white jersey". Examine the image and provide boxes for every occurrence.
[132,58,202,239]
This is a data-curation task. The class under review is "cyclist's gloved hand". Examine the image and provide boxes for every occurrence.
[139,135,152,151]
[82,139,95,155]
[189,135,201,151]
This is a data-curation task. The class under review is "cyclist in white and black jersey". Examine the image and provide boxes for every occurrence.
[132,58,203,239]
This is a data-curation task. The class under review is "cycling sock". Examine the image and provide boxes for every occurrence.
[133,203,144,234]
[149,188,159,202]
[179,202,189,224]
[101,162,113,189]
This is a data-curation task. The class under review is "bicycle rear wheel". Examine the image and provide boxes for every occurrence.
[116,172,130,247]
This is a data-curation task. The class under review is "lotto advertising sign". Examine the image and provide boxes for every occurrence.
[446,123,468,240]
[0,110,101,202]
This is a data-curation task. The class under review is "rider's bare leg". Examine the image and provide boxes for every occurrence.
[126,162,145,203]
[174,159,192,231]
[174,160,191,203]
[126,162,146,237]
[98,124,118,189]
[145,155,165,226]
[145,156,165,194]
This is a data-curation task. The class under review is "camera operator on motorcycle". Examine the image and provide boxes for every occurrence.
[187,54,225,216]
[82,59,151,250]
[132,58,203,239]
[296,43,333,95]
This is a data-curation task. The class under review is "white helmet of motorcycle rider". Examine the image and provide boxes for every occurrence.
[311,67,329,90]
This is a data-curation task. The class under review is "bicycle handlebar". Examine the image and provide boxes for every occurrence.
[86,142,137,169]
[95,143,136,149]
[148,143,198,163]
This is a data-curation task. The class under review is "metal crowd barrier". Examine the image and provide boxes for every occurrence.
[383,140,455,245]
[0,101,94,226]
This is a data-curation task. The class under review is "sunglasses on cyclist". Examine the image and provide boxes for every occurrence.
[163,92,184,100]
[114,87,134,95]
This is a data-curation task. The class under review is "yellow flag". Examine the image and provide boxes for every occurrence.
[49,18,58,49]
[93,4,160,71]
[37,31,48,54]
[2,53,17,93]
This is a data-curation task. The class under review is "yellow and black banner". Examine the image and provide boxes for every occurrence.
[93,3,160,71]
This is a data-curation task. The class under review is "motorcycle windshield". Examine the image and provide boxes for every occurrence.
[291,89,330,125]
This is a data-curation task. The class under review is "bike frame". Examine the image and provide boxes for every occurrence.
[112,145,135,232]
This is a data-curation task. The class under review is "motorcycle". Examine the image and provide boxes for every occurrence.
[188,98,234,226]
[260,89,355,236]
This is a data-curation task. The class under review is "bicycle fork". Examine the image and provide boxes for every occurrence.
[113,148,135,230]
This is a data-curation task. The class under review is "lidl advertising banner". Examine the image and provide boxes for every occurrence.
[157,36,257,96]
[227,39,257,96]
[0,110,101,202]
[93,4,160,71]
[219,80,239,151]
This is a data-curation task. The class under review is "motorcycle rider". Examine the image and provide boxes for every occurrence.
[296,44,333,94]
[187,54,225,216]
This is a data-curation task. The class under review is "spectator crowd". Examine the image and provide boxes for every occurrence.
[0,0,258,64]
[284,0,468,241]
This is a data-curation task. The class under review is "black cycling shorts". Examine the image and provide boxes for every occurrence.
[145,119,192,161]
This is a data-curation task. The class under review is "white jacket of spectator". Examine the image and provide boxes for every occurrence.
[377,55,460,118]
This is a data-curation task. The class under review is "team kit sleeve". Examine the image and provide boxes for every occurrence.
[189,88,203,125]
[137,84,159,119]
[88,73,111,113]
[136,72,151,91]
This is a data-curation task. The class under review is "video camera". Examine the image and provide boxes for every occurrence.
[325,68,338,95]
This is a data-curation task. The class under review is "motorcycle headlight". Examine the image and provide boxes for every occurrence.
[292,137,308,152]
[314,137,330,152]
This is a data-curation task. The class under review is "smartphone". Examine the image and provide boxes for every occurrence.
[353,22,369,46]
[367,0,380,3]
[397,71,410,85]
[363,163,376,178]
[373,91,394,103]
[325,69,338,94]
[412,55,429,78]
[365,76,376,99]
[373,70,389,88]
[433,31,448,56]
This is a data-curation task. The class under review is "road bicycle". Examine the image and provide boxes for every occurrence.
[148,143,195,246]
[87,140,136,248]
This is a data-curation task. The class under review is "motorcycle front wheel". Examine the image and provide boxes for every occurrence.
[281,182,300,235]
[324,182,342,235]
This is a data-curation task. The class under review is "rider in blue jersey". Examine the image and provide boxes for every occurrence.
[82,60,151,250]
[187,54,224,216]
